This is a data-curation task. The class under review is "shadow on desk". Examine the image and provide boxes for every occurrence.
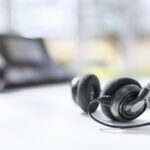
[100,126,150,136]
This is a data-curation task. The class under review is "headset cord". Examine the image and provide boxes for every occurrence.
[87,99,150,129]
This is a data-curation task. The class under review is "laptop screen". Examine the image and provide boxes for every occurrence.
[2,37,49,66]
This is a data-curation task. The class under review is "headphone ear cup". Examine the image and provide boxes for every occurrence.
[71,77,80,103]
[77,74,101,113]
[100,78,141,120]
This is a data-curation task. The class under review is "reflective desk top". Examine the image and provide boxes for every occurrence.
[0,79,150,150]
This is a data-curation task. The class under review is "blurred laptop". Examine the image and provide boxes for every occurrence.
[0,35,74,91]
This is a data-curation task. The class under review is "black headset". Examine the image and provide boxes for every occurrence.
[71,74,150,129]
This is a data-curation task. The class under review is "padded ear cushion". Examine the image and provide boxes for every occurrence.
[71,77,80,103]
[77,74,101,112]
[100,77,141,120]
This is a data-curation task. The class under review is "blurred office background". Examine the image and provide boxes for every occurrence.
[0,0,150,88]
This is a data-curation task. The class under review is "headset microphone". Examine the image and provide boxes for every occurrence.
[71,74,150,129]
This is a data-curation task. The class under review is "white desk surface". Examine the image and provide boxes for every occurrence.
[0,79,150,150]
